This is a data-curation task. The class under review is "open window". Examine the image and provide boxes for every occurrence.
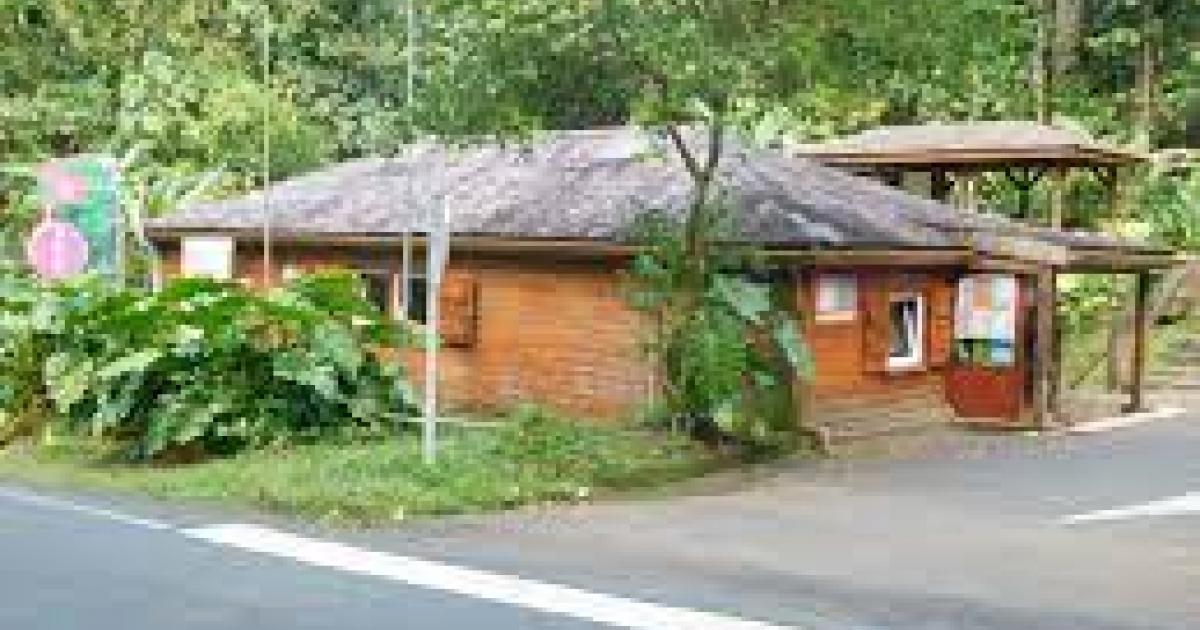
[342,260,429,324]
[888,293,924,369]
[402,275,429,324]
[355,270,393,317]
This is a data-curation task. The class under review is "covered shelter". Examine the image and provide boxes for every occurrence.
[147,128,1174,441]
[797,121,1146,228]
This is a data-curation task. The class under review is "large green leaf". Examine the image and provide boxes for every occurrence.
[772,319,814,380]
[710,275,771,325]
[96,349,162,382]
[44,353,95,413]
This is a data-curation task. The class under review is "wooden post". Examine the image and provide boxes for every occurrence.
[1049,166,1067,228]
[1124,271,1152,413]
[791,268,816,437]
[931,169,953,203]
[1049,308,1063,415]
[1101,165,1128,222]
[964,172,980,213]
[1032,267,1057,427]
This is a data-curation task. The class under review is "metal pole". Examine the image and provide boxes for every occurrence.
[261,7,273,288]
[423,199,446,464]
[402,231,412,316]
[112,157,126,286]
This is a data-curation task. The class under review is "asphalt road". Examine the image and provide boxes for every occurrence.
[0,408,1195,629]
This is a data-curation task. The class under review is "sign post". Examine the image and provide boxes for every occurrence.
[423,196,450,465]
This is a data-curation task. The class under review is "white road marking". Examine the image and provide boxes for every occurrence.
[0,486,175,531]
[0,488,790,629]
[1063,406,1185,435]
[1060,492,1200,525]
[184,523,790,630]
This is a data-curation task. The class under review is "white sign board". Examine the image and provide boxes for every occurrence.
[182,236,234,280]
[955,274,1017,341]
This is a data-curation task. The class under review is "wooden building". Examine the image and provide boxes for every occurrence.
[146,128,1175,441]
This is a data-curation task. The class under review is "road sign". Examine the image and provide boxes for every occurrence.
[26,212,89,280]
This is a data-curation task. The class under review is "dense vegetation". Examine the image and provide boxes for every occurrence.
[0,269,415,459]
[0,405,716,523]
[626,208,812,449]
[2,2,1195,208]
[1,2,1198,445]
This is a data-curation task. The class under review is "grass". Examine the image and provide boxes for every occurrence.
[0,409,720,526]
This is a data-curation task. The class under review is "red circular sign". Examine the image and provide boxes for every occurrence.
[26,215,89,280]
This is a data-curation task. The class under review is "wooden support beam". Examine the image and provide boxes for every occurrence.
[1098,165,1126,222]
[1049,166,1067,228]
[931,169,953,203]
[1124,271,1152,413]
[1004,167,1047,220]
[791,267,818,441]
[1050,309,1063,415]
[1032,267,1057,427]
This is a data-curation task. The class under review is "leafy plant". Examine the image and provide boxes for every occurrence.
[625,207,813,450]
[0,269,416,459]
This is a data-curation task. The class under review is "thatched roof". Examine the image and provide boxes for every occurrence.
[797,121,1144,168]
[148,127,1166,263]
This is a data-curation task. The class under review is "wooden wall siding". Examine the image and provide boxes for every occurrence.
[159,240,975,431]
[802,269,962,441]
[803,270,957,400]
[160,243,654,419]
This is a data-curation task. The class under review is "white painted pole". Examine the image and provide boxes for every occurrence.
[423,199,445,465]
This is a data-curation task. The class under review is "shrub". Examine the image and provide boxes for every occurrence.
[0,270,416,459]
[624,208,813,450]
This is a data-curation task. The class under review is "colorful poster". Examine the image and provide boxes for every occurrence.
[955,274,1018,367]
[37,156,121,276]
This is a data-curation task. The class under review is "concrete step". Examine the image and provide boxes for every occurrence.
[815,402,959,444]
[815,392,945,414]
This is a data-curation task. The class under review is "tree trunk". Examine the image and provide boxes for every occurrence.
[1053,0,1081,78]
[1034,0,1056,123]
[1134,0,1159,150]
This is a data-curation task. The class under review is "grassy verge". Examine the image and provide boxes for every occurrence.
[0,410,720,525]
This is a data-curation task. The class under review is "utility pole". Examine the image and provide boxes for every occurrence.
[261,6,273,288]
[404,0,441,465]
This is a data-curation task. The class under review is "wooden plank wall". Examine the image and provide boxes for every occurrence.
[803,269,957,403]
[157,240,970,428]
[158,242,654,419]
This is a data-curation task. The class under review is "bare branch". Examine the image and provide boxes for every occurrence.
[664,123,704,182]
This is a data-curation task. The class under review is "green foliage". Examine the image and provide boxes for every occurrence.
[0,269,415,459]
[625,208,812,449]
[0,408,715,523]
[1138,168,1200,250]
[1058,274,1128,339]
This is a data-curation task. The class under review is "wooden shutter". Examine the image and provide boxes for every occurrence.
[861,274,892,373]
[439,272,479,347]
[928,277,956,367]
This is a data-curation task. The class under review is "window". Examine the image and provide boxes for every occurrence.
[358,271,393,316]
[816,274,857,321]
[181,236,234,280]
[888,293,924,369]
[346,259,428,324]
[403,276,429,324]
[281,265,303,283]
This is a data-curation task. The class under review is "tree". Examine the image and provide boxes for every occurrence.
[413,1,818,441]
